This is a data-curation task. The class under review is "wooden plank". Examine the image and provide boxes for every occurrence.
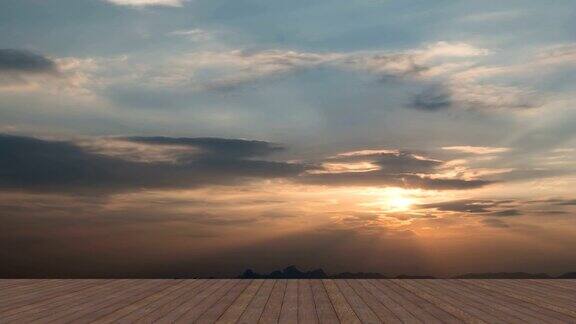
[0,280,102,314]
[138,279,212,323]
[345,279,401,323]
[259,279,286,323]
[7,280,141,322]
[372,280,444,323]
[196,280,252,323]
[461,280,576,322]
[238,279,276,323]
[1,280,123,322]
[454,279,571,322]
[390,280,461,323]
[554,279,576,287]
[437,279,560,323]
[334,279,380,323]
[174,279,238,323]
[1,279,575,323]
[357,280,421,323]
[310,279,339,324]
[93,279,188,323]
[322,279,361,324]
[0,279,71,306]
[0,279,90,307]
[412,279,507,323]
[35,280,171,323]
[389,280,461,324]
[126,279,204,322]
[0,279,57,294]
[527,279,576,294]
[216,279,263,324]
[297,279,318,324]
[497,280,576,306]
[278,280,298,323]
[458,280,572,322]
[78,280,178,324]
[0,279,66,293]
[157,279,226,323]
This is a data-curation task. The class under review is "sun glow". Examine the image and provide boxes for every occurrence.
[388,196,414,211]
[380,188,417,211]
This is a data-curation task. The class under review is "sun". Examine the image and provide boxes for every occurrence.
[360,188,417,212]
[388,196,413,211]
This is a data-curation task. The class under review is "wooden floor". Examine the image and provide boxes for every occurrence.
[1,279,575,323]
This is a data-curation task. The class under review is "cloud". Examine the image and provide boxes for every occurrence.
[0,49,57,73]
[448,82,537,110]
[168,29,213,41]
[81,41,541,112]
[126,136,283,158]
[135,42,488,91]
[417,199,525,218]
[554,199,576,206]
[418,41,490,59]
[490,209,522,217]
[0,134,496,194]
[104,0,185,7]
[166,42,538,112]
[480,218,510,228]
[0,49,60,90]
[0,50,100,95]
[302,150,492,190]
[535,44,576,66]
[301,172,490,190]
[461,10,525,23]
[417,199,526,216]
[411,85,452,111]
[412,81,538,112]
[159,50,341,90]
[0,134,304,194]
[442,146,510,155]
[417,200,505,213]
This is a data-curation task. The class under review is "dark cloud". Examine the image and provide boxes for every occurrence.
[555,199,576,206]
[0,134,494,194]
[126,136,283,158]
[327,151,441,174]
[481,218,510,228]
[301,171,490,190]
[418,200,498,213]
[496,169,572,183]
[490,209,522,217]
[417,199,515,214]
[374,152,441,173]
[0,49,57,73]
[0,134,304,194]
[411,85,452,111]
[303,151,491,190]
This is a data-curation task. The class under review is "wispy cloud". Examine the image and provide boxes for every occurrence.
[461,10,525,23]
[442,146,511,155]
[134,42,490,92]
[168,29,213,41]
[104,0,186,7]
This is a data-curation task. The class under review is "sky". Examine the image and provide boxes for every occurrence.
[1,0,576,278]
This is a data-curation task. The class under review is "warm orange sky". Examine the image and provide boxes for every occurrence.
[1,0,576,277]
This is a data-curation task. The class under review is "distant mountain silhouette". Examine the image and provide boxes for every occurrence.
[237,266,576,279]
[332,272,388,279]
[556,272,576,279]
[239,266,423,279]
[239,266,388,279]
[239,266,328,279]
[395,275,436,279]
[453,272,551,279]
